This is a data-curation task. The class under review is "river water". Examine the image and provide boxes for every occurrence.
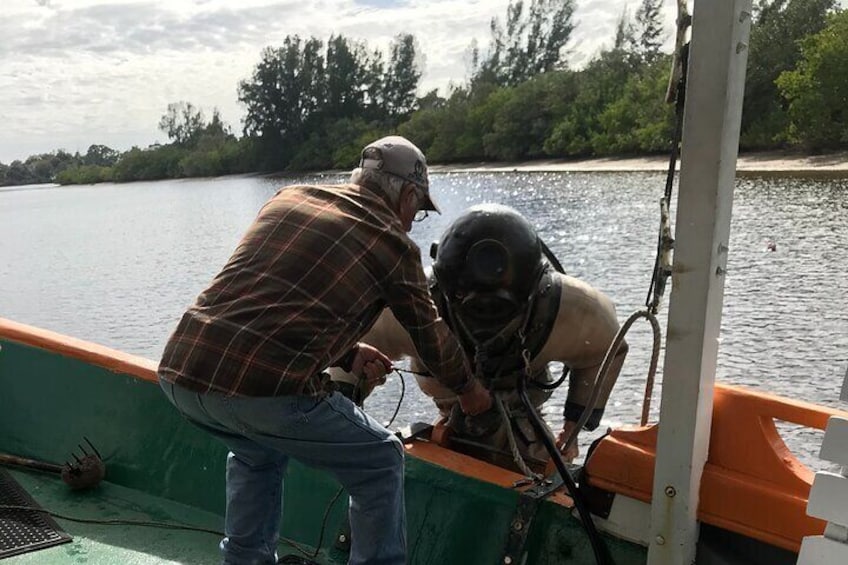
[1,172,846,467]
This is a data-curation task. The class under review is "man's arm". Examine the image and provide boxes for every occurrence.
[383,245,491,416]
[329,260,491,413]
[382,243,474,390]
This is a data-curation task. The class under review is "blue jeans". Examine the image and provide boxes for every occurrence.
[160,379,406,565]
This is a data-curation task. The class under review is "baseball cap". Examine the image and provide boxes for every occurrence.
[359,136,440,213]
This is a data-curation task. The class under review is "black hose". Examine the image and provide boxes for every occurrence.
[517,376,612,565]
[529,367,569,391]
[540,239,566,275]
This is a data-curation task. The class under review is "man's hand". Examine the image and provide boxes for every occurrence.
[458,378,492,416]
[556,420,581,462]
[351,343,392,394]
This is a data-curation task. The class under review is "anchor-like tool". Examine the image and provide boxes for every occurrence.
[0,436,105,490]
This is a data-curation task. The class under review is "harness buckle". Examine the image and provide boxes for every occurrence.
[520,347,532,378]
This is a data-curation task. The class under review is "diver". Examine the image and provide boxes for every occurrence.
[332,203,628,471]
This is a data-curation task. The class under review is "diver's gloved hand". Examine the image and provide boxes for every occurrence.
[458,378,492,416]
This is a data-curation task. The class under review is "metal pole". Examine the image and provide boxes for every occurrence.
[647,0,752,563]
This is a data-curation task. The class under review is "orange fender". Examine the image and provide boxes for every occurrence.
[585,383,848,552]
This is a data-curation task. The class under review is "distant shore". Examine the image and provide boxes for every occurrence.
[428,150,848,174]
[5,150,848,191]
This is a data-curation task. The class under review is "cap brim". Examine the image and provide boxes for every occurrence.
[421,192,441,214]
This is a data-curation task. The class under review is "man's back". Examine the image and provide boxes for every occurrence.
[155,135,487,565]
[159,183,414,397]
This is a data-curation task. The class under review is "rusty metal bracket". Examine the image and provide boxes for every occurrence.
[396,422,433,444]
[501,473,566,564]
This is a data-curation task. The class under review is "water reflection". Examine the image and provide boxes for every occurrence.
[1,172,846,465]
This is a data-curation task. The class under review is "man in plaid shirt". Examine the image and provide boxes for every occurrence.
[158,136,492,565]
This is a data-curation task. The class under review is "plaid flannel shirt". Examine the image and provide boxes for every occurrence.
[158,183,471,397]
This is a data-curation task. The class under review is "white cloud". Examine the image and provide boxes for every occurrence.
[0,0,677,163]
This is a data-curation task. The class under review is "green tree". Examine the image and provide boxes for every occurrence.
[742,0,835,148]
[417,89,446,110]
[481,72,578,160]
[158,102,206,147]
[237,33,423,170]
[9,150,81,184]
[635,0,665,61]
[112,146,187,182]
[28,154,57,181]
[362,48,386,121]
[5,161,32,185]
[55,165,112,185]
[592,56,675,154]
[325,35,367,119]
[545,48,640,156]
[384,34,422,120]
[474,0,576,86]
[397,106,445,157]
[400,86,483,162]
[83,144,120,167]
[192,109,234,148]
[238,37,327,167]
[776,9,848,149]
[613,7,636,52]
[288,118,385,171]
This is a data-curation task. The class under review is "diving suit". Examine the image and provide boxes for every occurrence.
[333,204,628,470]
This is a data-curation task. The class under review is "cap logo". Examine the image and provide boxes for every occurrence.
[411,159,426,184]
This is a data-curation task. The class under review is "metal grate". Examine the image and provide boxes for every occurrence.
[0,469,72,559]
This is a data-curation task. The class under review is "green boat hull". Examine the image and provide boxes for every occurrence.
[0,322,646,564]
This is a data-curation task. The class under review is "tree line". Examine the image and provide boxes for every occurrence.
[2,0,846,188]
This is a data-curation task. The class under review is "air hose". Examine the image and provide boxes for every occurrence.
[517,373,612,565]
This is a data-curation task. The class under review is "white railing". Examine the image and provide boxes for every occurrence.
[797,416,848,564]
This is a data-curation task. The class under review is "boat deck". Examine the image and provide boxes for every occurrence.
[3,469,331,564]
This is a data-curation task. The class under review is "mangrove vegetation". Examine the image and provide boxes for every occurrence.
[2,0,846,187]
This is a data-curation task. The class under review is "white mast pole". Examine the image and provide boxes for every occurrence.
[647,0,752,563]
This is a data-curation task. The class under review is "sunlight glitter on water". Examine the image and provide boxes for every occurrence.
[2,171,846,467]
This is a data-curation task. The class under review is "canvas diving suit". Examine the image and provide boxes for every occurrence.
[334,203,628,472]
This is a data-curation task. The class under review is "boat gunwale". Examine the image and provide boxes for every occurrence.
[0,317,158,381]
[0,316,576,506]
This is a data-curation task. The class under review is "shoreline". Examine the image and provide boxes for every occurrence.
[428,150,848,174]
[5,151,848,192]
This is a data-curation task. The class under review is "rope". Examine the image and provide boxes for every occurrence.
[516,378,611,565]
[646,42,689,315]
[635,311,663,426]
[0,504,226,535]
[393,366,428,377]
[558,308,662,455]
[0,503,319,559]
[493,392,540,480]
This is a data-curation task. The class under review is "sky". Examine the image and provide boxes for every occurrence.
[0,0,680,164]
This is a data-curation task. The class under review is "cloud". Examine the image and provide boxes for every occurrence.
[0,1,311,58]
[0,0,670,163]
